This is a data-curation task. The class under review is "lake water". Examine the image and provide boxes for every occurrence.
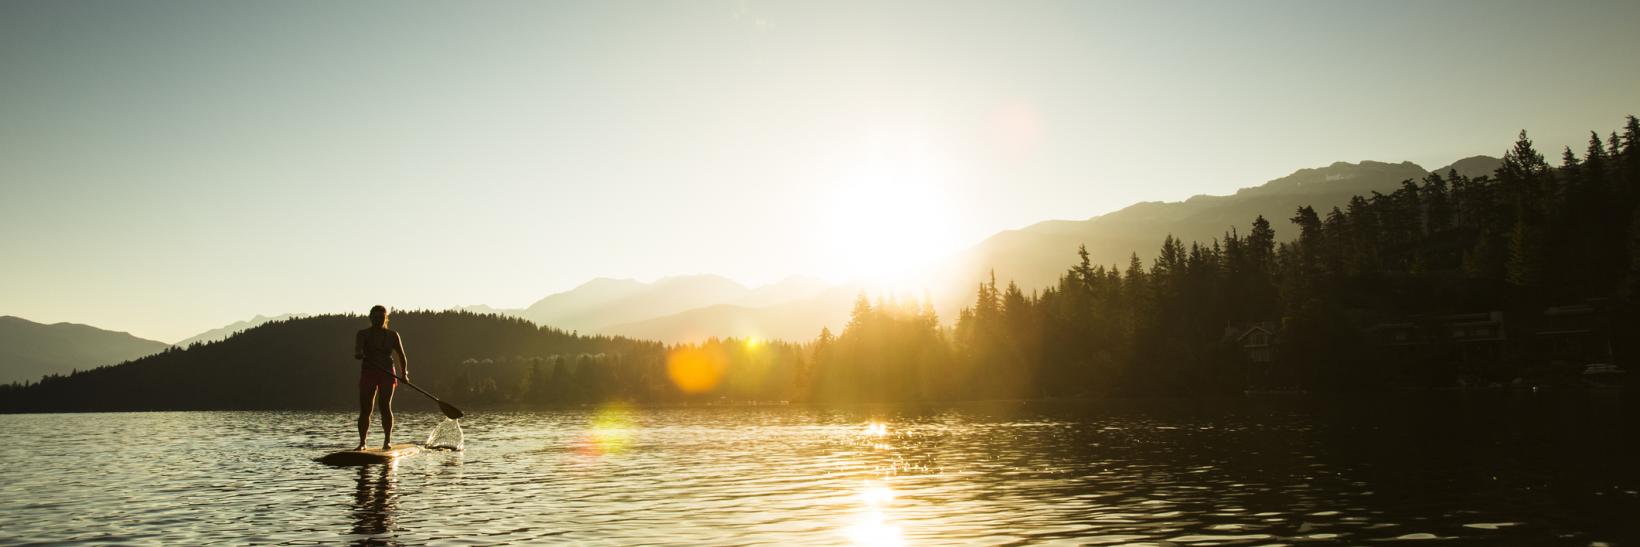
[1,393,1636,545]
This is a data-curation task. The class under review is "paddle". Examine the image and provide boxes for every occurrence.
[366,363,465,419]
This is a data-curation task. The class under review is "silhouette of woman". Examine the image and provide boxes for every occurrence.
[354,305,409,450]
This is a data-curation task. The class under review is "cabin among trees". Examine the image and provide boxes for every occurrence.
[1233,301,1616,389]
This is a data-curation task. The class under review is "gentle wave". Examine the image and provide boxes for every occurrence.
[0,397,1635,545]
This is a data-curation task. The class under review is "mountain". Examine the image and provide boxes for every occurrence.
[730,276,831,308]
[0,311,661,412]
[510,275,832,334]
[517,275,748,332]
[600,284,863,343]
[516,277,648,329]
[1438,155,1506,180]
[173,314,302,347]
[928,157,1504,310]
[535,156,1506,343]
[0,316,170,384]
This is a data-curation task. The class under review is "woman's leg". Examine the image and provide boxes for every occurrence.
[357,384,377,450]
[377,384,396,449]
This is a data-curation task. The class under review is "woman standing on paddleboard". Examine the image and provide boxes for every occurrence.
[354,305,409,450]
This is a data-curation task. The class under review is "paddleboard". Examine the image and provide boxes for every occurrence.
[317,443,422,466]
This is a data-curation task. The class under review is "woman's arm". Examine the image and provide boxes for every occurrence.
[354,330,364,361]
[394,332,410,380]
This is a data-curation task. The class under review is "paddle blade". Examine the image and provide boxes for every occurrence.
[437,400,464,420]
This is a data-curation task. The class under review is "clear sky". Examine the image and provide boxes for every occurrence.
[2,0,1637,342]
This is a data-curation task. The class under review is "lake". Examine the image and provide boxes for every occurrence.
[1,393,1635,545]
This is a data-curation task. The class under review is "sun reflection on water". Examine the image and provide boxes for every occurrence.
[846,510,904,546]
[860,484,896,506]
[845,479,903,545]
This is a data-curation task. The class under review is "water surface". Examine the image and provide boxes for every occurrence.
[1,394,1635,545]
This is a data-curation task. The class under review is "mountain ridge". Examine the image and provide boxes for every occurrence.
[0,316,171,384]
[24,154,1507,348]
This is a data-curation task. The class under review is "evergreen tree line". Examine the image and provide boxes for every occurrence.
[4,117,1637,411]
[811,116,1640,399]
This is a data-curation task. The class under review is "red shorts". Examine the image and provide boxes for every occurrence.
[360,367,397,388]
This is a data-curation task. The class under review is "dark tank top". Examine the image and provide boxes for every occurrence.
[358,328,396,370]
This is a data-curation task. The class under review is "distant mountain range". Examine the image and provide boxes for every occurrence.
[0,316,170,384]
[584,155,1506,342]
[1,311,654,412]
[598,284,865,342]
[923,156,1505,311]
[22,155,1506,348]
[451,275,835,340]
[172,314,303,348]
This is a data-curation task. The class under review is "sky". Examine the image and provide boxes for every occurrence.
[2,0,1637,343]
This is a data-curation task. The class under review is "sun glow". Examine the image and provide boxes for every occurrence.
[820,127,964,285]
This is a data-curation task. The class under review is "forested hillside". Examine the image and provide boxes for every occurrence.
[6,117,1636,411]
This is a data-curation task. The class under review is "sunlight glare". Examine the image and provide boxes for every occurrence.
[859,483,896,506]
[820,126,963,284]
[845,510,904,547]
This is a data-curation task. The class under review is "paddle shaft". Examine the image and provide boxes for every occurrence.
[364,362,444,403]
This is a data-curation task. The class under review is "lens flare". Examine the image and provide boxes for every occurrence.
[577,402,636,456]
[666,345,727,394]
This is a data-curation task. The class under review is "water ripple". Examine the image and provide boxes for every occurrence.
[0,396,1636,544]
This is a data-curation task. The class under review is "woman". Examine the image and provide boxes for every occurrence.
[353,305,409,450]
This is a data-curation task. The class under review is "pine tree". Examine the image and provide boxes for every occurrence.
[1501,130,1551,289]
[1248,215,1276,275]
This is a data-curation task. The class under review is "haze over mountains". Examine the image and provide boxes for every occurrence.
[584,156,1505,343]
[0,316,169,384]
[2,155,1508,363]
[446,155,1503,344]
[172,314,303,348]
[929,156,1505,306]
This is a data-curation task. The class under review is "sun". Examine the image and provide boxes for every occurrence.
[820,129,963,284]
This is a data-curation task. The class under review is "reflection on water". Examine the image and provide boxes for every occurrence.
[0,393,1637,545]
[351,463,397,540]
[848,481,903,546]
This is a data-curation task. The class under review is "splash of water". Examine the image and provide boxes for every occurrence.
[424,418,464,451]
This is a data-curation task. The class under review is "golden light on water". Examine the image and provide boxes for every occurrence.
[863,422,888,437]
[665,346,727,394]
[846,481,903,546]
[860,485,896,506]
[845,511,904,547]
[576,402,636,456]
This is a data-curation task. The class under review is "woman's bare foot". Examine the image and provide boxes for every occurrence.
[353,443,366,451]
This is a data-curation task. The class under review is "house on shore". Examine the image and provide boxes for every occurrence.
[1228,302,1624,388]
[1438,311,1507,375]
[1533,301,1617,377]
